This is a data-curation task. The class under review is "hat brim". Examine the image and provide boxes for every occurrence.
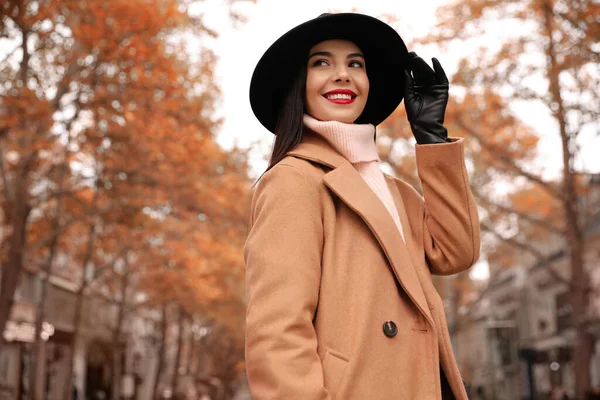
[250,13,408,134]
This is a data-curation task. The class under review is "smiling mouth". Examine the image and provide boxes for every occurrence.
[323,91,357,104]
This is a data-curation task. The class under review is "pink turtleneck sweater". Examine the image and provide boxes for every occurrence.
[303,114,405,243]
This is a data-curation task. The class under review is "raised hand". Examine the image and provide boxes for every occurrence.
[403,52,450,145]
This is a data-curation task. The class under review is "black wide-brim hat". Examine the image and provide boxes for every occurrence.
[249,12,408,134]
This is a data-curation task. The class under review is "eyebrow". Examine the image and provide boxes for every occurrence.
[308,51,365,60]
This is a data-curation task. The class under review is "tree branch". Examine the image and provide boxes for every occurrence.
[474,189,564,235]
[481,220,579,289]
[454,116,563,200]
[51,53,81,111]
[0,136,14,204]
[20,28,30,83]
[31,188,85,209]
[91,245,129,282]
[0,44,20,66]
[25,214,88,257]
[464,268,506,318]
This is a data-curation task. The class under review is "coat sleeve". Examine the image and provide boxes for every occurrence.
[415,138,480,275]
[243,162,331,400]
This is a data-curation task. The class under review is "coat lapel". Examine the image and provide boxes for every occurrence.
[287,134,434,326]
[385,177,424,274]
[385,177,437,308]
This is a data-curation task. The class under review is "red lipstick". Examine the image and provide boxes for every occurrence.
[323,89,357,104]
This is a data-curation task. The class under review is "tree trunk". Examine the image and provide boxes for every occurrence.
[111,255,130,400]
[152,305,168,400]
[63,220,97,400]
[30,221,61,400]
[30,200,66,399]
[541,1,592,397]
[185,323,194,375]
[189,330,201,379]
[65,282,85,400]
[171,308,184,399]
[0,167,31,351]
[30,134,71,400]
[0,22,34,353]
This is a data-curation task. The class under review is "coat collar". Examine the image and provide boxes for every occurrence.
[287,132,434,326]
[286,131,347,169]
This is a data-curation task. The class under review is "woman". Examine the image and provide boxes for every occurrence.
[244,12,480,400]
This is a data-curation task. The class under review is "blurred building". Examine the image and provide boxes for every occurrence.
[452,173,600,399]
[0,266,149,400]
[0,264,233,400]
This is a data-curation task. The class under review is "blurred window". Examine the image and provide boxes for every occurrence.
[14,272,37,302]
[555,291,572,333]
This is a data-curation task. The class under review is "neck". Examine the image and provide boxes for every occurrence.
[303,114,378,164]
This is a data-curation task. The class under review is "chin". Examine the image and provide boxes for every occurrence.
[307,101,364,123]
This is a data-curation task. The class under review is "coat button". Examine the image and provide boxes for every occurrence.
[383,321,398,338]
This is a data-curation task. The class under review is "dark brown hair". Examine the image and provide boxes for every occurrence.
[253,64,307,186]
[269,64,308,172]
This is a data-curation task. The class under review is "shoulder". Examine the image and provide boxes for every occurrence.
[249,156,326,222]
[256,155,327,193]
[278,155,328,182]
[251,156,328,210]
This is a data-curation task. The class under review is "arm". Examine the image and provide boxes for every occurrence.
[403,53,480,274]
[416,138,480,275]
[244,162,331,400]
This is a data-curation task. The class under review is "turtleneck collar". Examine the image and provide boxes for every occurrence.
[303,114,379,164]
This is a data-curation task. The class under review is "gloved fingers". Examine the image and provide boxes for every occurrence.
[403,69,418,106]
[403,69,422,117]
[404,69,414,91]
[408,52,436,86]
[432,58,449,85]
[404,69,416,103]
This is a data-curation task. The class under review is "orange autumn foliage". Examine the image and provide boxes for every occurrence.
[1,0,252,363]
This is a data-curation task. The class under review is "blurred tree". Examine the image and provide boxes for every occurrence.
[381,0,598,395]
[199,322,246,399]
[0,0,252,399]
[153,304,169,400]
[170,306,185,399]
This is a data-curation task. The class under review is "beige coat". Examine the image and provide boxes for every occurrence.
[244,132,480,399]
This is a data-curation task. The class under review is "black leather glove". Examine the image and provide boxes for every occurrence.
[403,52,450,144]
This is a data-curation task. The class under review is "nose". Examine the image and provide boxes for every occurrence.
[332,64,351,83]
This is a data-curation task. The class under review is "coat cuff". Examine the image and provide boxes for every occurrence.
[415,137,465,168]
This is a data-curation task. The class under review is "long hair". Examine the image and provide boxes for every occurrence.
[252,65,307,187]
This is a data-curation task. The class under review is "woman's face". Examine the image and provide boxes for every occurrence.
[305,39,369,123]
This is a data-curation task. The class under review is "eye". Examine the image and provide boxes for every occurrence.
[312,59,330,67]
[349,60,364,68]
